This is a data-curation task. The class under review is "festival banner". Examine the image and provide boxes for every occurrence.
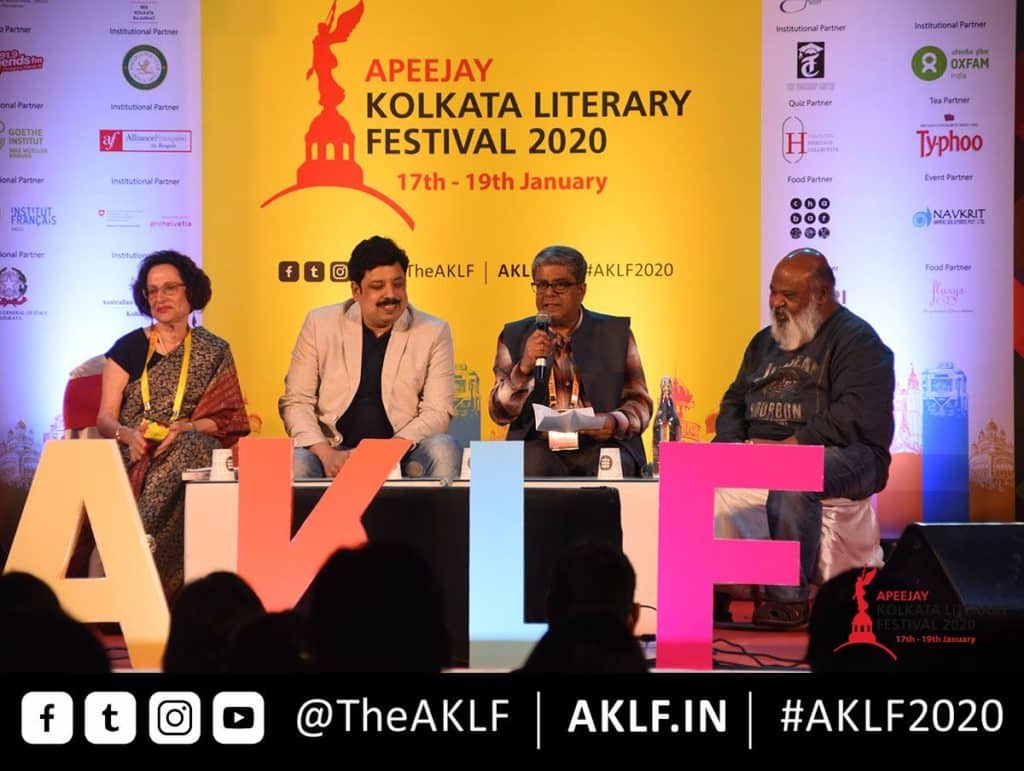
[201,0,761,453]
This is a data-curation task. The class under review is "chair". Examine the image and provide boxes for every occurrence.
[62,354,107,577]
[63,354,106,438]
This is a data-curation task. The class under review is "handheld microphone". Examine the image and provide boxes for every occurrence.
[534,311,552,382]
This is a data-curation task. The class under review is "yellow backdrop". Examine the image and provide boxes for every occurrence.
[202,0,760,451]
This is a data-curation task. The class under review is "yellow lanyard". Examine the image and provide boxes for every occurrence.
[141,328,191,422]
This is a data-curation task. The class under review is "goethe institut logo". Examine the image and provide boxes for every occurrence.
[261,0,414,229]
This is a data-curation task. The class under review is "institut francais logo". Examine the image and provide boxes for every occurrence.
[122,45,167,90]
[261,0,413,229]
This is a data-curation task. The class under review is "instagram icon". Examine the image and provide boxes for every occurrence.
[149,692,201,744]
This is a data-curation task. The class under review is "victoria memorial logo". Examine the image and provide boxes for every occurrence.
[261,0,413,229]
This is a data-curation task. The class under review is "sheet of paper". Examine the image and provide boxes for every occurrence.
[532,404,606,432]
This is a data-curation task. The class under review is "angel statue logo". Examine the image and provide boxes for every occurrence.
[261,0,414,229]
[833,566,897,661]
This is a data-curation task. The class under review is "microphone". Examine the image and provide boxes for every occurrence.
[534,311,552,382]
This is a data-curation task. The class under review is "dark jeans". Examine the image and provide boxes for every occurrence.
[765,443,880,602]
[523,438,639,478]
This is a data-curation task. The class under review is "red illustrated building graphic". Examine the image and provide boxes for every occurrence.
[261,0,413,229]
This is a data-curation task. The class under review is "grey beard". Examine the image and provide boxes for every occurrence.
[770,302,823,351]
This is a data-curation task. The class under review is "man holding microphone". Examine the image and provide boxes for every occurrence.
[489,245,652,477]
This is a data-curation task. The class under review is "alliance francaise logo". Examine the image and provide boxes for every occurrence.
[100,129,192,153]
[261,0,413,229]
[122,45,167,90]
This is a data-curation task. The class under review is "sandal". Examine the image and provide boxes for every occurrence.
[752,600,809,630]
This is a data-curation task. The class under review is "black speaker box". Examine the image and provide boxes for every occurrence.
[885,523,1024,610]
[883,522,1024,669]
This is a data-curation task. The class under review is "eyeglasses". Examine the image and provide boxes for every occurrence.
[146,282,186,299]
[531,280,579,295]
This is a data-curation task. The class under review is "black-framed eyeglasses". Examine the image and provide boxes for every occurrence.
[531,280,579,295]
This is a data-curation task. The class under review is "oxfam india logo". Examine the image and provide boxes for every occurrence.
[912,46,947,81]
[123,45,167,90]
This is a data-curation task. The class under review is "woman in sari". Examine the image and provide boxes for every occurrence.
[97,250,250,597]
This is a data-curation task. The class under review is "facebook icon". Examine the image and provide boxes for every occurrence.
[279,260,299,282]
[21,692,74,744]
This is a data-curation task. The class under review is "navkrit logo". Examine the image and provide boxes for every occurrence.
[100,129,192,152]
[788,196,831,239]
[3,123,46,159]
[10,205,55,230]
[797,41,824,78]
[122,44,167,90]
[913,207,986,227]
[0,49,44,75]
[917,128,982,158]
[780,0,823,12]
[928,279,969,311]
[262,0,413,229]
[912,45,989,81]
[782,116,836,163]
[0,265,28,306]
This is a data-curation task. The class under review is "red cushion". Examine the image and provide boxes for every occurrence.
[63,374,102,430]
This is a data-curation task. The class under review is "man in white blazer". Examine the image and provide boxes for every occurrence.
[279,235,461,480]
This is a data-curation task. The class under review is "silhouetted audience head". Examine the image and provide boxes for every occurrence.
[546,541,639,630]
[0,571,61,614]
[222,611,312,673]
[0,571,110,672]
[163,571,265,673]
[310,541,449,672]
[520,612,648,673]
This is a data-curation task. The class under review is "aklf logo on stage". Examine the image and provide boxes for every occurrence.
[261,0,413,229]
[833,567,897,662]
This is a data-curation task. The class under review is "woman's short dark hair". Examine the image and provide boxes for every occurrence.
[131,250,212,317]
[348,236,409,285]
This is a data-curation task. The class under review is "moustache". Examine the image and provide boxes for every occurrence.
[377,299,400,308]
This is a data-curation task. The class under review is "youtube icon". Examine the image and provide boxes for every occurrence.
[213,693,264,744]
